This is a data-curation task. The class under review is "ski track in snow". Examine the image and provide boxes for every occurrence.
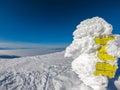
[0,51,82,90]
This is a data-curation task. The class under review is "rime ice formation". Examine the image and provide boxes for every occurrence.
[65,17,120,90]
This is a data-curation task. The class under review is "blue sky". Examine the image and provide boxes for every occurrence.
[0,0,120,44]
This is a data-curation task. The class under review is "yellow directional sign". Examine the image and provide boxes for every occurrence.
[93,35,117,78]
[97,45,115,61]
[94,62,117,78]
[94,36,115,45]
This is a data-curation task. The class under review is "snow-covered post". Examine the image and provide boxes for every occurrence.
[65,17,120,90]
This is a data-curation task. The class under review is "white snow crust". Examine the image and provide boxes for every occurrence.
[0,51,94,90]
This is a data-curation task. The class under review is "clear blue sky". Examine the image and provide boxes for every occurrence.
[0,0,120,44]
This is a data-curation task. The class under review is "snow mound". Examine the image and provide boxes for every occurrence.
[65,17,120,90]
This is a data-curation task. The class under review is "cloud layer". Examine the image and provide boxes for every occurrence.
[0,42,66,57]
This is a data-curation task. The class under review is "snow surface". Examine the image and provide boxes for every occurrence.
[0,51,94,90]
[65,17,120,90]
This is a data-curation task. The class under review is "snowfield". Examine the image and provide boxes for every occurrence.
[0,51,86,90]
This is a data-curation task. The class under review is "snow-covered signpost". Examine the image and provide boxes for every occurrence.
[65,17,120,90]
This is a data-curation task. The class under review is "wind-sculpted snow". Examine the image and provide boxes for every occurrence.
[0,51,94,90]
[65,17,120,90]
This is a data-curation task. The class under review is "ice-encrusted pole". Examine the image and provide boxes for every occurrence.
[65,17,120,90]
